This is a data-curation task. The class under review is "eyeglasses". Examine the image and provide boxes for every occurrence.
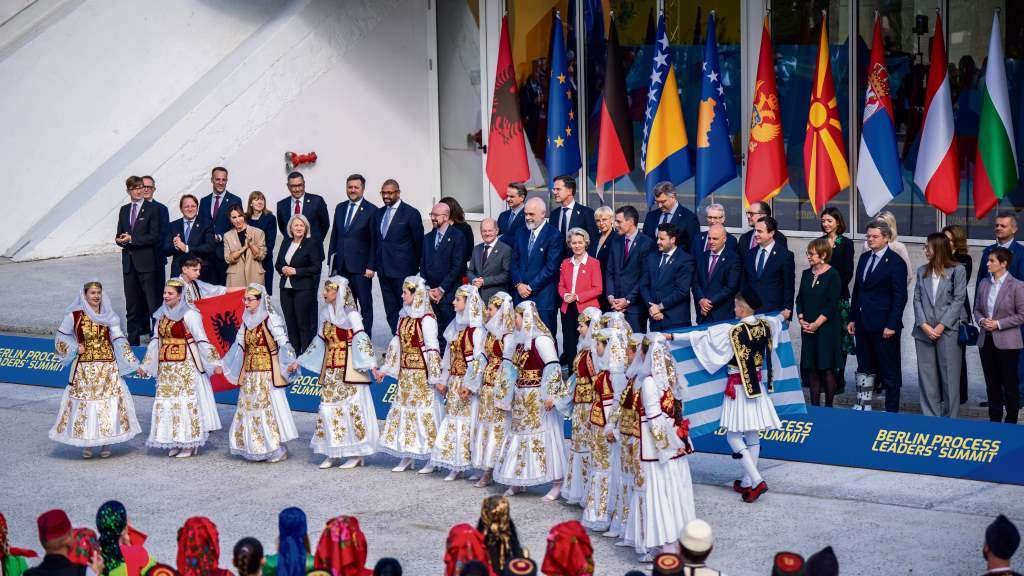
[745,211,764,216]
[288,184,304,190]
[243,297,259,302]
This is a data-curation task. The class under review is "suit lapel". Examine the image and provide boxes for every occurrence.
[993,277,1013,316]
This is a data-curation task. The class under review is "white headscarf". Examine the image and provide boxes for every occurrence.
[241,283,276,329]
[65,280,120,327]
[320,275,358,328]
[625,333,646,380]
[576,307,603,352]
[444,284,485,343]
[399,276,433,319]
[592,327,627,373]
[514,301,551,348]
[485,291,515,338]
[152,280,191,323]
[601,311,633,360]
[640,333,674,389]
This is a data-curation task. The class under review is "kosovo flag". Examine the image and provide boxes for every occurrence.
[545,11,582,186]
[694,11,737,204]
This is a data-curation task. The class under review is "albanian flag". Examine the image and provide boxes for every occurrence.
[595,18,634,195]
[485,15,530,198]
[193,290,244,391]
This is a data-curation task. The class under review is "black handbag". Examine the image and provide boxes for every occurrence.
[959,322,979,346]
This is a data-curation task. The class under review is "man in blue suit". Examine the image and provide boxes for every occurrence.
[977,211,1024,286]
[510,197,563,335]
[422,203,467,347]
[642,181,700,254]
[694,202,738,255]
[497,182,528,247]
[741,216,794,318]
[641,223,694,331]
[198,166,242,284]
[849,220,908,413]
[694,224,741,324]
[276,171,331,256]
[549,175,598,259]
[165,194,215,278]
[372,179,424,334]
[737,201,787,259]
[605,205,655,332]
[328,174,378,332]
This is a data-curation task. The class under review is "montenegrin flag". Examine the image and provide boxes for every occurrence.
[856,14,903,217]
[913,13,959,214]
[744,16,787,205]
[974,11,1019,218]
[641,13,694,206]
[485,15,530,199]
[803,12,849,213]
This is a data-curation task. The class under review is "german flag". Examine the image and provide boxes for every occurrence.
[595,18,634,193]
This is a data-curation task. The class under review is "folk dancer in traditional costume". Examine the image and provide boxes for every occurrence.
[374,276,443,473]
[469,291,515,488]
[580,327,626,532]
[289,276,378,469]
[617,333,648,552]
[494,301,570,500]
[222,284,299,462]
[176,258,228,307]
[51,281,142,458]
[560,307,603,506]
[138,279,223,457]
[430,284,486,481]
[668,291,782,503]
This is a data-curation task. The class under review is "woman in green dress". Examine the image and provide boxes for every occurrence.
[796,238,843,407]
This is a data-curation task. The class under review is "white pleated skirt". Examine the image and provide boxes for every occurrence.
[720,388,781,433]
[563,403,592,505]
[50,361,141,448]
[429,384,478,472]
[470,385,508,469]
[641,457,696,550]
[147,360,221,449]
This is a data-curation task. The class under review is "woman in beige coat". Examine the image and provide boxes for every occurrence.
[224,205,267,288]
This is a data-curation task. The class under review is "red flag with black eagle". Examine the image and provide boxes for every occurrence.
[193,290,244,391]
[485,15,530,198]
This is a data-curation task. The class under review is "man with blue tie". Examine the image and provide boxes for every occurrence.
[510,197,563,335]
[328,174,378,332]
[737,201,788,259]
[641,223,694,331]
[641,181,700,254]
[422,203,466,345]
[848,220,908,413]
[605,205,655,332]
[497,182,528,247]
[694,224,741,324]
[549,175,598,259]
[198,166,242,284]
[742,216,794,319]
[166,194,215,278]
[372,179,424,334]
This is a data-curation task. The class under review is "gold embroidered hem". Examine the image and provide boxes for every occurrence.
[563,403,594,505]
[229,371,298,461]
[146,357,207,449]
[49,363,141,448]
[429,380,477,472]
[311,368,379,458]
[470,384,508,469]
[379,366,440,459]
[580,423,614,531]
[493,386,568,487]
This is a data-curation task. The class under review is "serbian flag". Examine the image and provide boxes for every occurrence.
[974,11,1019,218]
[913,13,959,214]
[193,290,244,391]
[803,12,849,213]
[595,17,634,196]
[744,16,787,205]
[485,15,530,199]
[856,14,903,217]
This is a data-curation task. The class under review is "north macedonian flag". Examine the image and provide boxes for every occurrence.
[802,13,849,213]
[744,16,787,205]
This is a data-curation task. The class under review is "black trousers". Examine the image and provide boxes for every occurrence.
[280,287,317,354]
[343,270,374,335]
[559,303,580,366]
[979,339,1020,424]
[379,275,404,335]
[123,268,160,345]
[435,300,454,351]
[855,328,902,412]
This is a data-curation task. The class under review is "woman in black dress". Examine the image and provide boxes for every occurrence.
[819,207,853,391]
[943,224,973,404]
[797,238,843,406]
[590,206,617,311]
[246,191,278,294]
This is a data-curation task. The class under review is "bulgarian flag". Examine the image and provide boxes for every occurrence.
[913,13,959,214]
[974,11,1019,218]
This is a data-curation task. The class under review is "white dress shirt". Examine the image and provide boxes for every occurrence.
[569,253,588,294]
[987,272,1008,328]
[284,241,300,289]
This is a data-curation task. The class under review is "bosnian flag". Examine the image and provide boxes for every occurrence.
[913,13,959,214]
[856,15,903,217]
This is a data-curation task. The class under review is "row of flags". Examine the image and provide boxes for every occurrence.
[484,10,1019,219]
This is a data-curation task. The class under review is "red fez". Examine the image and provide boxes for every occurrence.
[37,510,72,544]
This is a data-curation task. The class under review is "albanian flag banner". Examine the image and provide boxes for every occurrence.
[193,290,244,392]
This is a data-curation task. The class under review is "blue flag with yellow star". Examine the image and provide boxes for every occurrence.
[695,12,737,203]
[545,11,582,186]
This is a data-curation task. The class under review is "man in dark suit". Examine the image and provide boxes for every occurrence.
[510,197,563,334]
[642,181,700,254]
[23,509,95,576]
[695,202,737,255]
[694,224,742,324]
[605,205,655,332]
[849,220,908,413]
[977,210,1024,286]
[549,175,598,259]
[641,223,694,331]
[276,171,331,255]
[497,181,528,247]
[741,216,794,318]
[469,217,511,302]
[141,175,169,297]
[165,194,215,278]
[422,203,467,345]
[328,174,378,332]
[737,201,788,259]
[198,166,242,284]
[372,179,424,334]
[116,176,161,345]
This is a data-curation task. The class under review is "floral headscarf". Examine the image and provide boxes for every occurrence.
[476,496,522,575]
[97,501,127,575]
[443,524,493,576]
[540,521,594,576]
[67,528,99,566]
[176,517,231,576]
[0,513,37,563]
[276,507,308,576]
[313,516,370,576]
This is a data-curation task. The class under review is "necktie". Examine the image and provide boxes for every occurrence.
[756,248,767,277]
[659,253,669,269]
[184,220,192,243]
[435,230,443,249]
[294,198,301,215]
[381,206,393,237]
[129,202,138,229]
[709,253,719,276]
[528,231,537,253]
[660,211,669,225]
[865,253,878,280]
[481,244,490,266]
[561,207,569,237]
[624,236,631,260]
[344,203,355,230]
[212,194,221,218]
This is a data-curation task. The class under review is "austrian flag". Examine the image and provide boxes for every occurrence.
[913,14,959,214]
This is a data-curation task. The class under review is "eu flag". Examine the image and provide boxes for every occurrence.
[695,12,737,204]
[545,11,582,186]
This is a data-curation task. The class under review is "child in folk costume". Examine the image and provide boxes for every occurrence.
[222,284,299,463]
[374,276,443,473]
[667,290,783,503]
[289,276,378,469]
[580,328,626,532]
[561,307,603,506]
[176,258,228,308]
[430,284,487,481]
[494,301,570,500]
[469,291,515,488]
[139,279,223,457]
[51,281,142,458]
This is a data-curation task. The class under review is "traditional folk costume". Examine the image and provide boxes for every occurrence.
[0,513,37,576]
[176,517,233,576]
[430,285,486,479]
[494,301,570,497]
[599,313,634,540]
[443,524,490,576]
[140,281,222,456]
[617,334,647,552]
[470,291,515,485]
[96,501,156,576]
[294,277,378,468]
[540,521,594,576]
[312,516,371,576]
[51,282,142,454]
[560,307,603,506]
[379,276,443,469]
[222,284,299,462]
[177,277,227,308]
[476,496,523,576]
[580,328,626,532]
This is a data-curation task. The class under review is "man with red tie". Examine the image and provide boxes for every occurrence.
[605,205,654,332]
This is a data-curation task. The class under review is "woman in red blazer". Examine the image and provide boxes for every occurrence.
[558,228,604,364]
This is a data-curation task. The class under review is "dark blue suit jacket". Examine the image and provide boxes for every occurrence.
[694,230,738,256]
[976,241,1024,286]
[642,204,700,253]
[373,201,424,279]
[851,248,909,332]
[742,243,795,314]
[604,233,655,306]
[693,249,742,324]
[549,203,598,258]
[198,191,243,236]
[149,200,170,263]
[164,218,215,277]
[737,228,788,259]
[497,207,527,247]
[640,249,695,330]
[422,227,467,305]
[510,223,563,310]
[328,199,378,275]
[276,194,331,251]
